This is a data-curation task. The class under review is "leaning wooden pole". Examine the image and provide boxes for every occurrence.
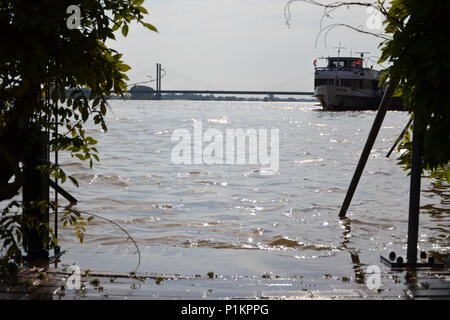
[406,115,422,264]
[339,78,399,218]
[385,117,413,158]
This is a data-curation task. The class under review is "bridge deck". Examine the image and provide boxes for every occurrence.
[158,90,314,96]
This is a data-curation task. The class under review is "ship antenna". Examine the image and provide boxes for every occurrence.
[333,43,347,86]
[333,43,347,67]
[355,51,370,67]
[333,43,347,59]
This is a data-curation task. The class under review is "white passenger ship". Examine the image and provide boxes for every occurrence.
[313,53,402,110]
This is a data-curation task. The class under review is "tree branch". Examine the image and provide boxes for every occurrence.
[0,145,23,202]
[284,0,392,49]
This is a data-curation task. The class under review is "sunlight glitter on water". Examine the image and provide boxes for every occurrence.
[47,100,449,276]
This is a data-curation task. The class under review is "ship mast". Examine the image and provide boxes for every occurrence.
[333,43,347,87]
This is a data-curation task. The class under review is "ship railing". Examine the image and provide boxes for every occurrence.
[315,67,366,72]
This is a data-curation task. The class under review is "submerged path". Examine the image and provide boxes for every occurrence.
[1,265,449,300]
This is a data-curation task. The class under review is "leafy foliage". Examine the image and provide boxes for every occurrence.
[0,0,157,270]
[284,1,450,184]
[1,0,157,199]
[60,207,94,244]
[379,0,450,182]
[0,200,57,278]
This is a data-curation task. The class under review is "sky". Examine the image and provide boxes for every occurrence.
[109,0,387,92]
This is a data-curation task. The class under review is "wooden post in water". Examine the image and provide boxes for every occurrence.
[23,131,50,261]
[339,78,399,218]
[406,116,422,264]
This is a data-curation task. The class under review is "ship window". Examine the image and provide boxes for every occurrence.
[328,60,345,68]
[315,79,334,86]
[344,60,354,68]
[340,79,358,89]
[338,79,378,89]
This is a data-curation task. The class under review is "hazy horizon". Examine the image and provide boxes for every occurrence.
[109,0,387,92]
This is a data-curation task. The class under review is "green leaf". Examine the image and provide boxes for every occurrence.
[447,167,450,184]
[121,24,129,37]
[86,137,98,145]
[143,22,158,32]
[137,6,148,14]
[68,176,79,188]
[82,107,89,122]
[111,20,121,31]
[117,63,131,72]
[101,104,107,116]
[92,98,100,108]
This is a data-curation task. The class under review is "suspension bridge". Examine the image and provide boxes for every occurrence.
[130,63,314,99]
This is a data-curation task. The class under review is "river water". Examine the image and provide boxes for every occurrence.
[55,100,449,278]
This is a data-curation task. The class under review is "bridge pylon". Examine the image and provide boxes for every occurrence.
[156,63,162,100]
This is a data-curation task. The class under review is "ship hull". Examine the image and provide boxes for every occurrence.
[314,85,403,111]
[313,55,404,111]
